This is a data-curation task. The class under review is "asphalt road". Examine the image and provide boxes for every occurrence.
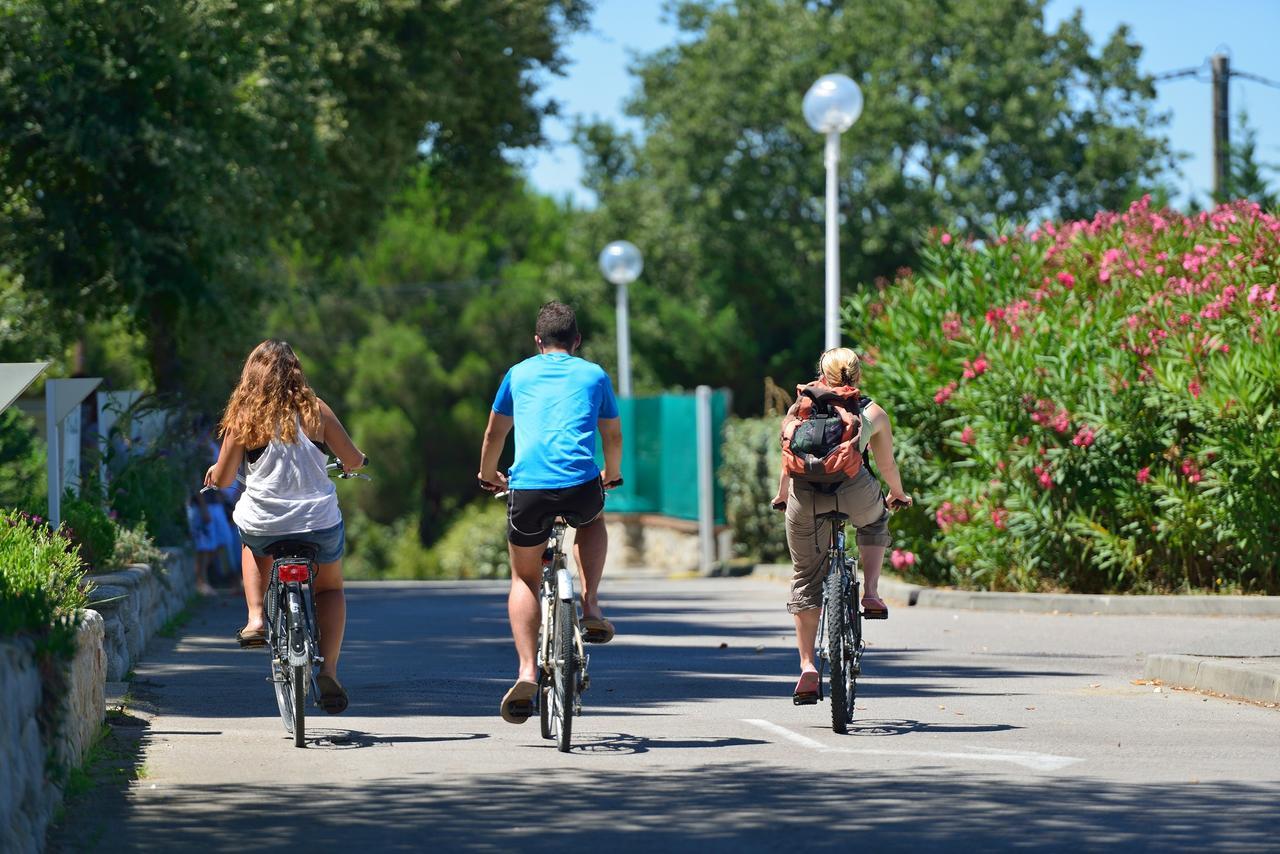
[74,579,1280,852]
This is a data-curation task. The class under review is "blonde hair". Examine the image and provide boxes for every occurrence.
[819,347,861,387]
[219,340,322,448]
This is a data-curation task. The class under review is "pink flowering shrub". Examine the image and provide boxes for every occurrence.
[847,198,1280,593]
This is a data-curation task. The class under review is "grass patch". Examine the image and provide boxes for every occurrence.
[156,600,197,639]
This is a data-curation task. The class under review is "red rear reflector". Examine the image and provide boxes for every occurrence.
[278,563,310,582]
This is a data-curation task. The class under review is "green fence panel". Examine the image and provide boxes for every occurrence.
[598,390,727,524]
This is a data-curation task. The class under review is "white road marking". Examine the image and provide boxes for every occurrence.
[743,719,1083,772]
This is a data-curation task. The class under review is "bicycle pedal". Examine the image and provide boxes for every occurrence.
[793,694,820,706]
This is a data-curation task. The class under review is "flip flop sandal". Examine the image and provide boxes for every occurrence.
[793,670,820,706]
[500,680,538,724]
[317,675,349,715]
[236,628,267,649]
[862,596,889,620]
[581,617,615,644]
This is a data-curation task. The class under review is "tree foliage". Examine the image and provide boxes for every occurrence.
[577,0,1173,411]
[0,0,589,394]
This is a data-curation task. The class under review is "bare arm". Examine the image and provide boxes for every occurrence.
[772,468,791,511]
[772,398,801,510]
[865,404,909,502]
[478,410,514,486]
[318,399,366,472]
[598,417,622,486]
[204,433,244,489]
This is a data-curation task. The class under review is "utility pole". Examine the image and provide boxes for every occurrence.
[1212,53,1230,201]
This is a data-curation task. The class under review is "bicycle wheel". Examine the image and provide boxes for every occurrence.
[292,664,306,748]
[539,671,552,740]
[287,588,307,748]
[825,562,852,734]
[551,598,578,752]
[270,604,294,735]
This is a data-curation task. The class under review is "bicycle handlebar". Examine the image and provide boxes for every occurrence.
[326,456,372,480]
[482,476,624,499]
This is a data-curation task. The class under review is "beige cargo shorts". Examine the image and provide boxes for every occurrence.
[784,468,889,613]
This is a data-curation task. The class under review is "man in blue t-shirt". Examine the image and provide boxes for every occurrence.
[477,301,623,725]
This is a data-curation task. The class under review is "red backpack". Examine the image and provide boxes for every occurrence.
[780,382,865,483]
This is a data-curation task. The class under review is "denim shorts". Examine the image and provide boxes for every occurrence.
[238,520,345,564]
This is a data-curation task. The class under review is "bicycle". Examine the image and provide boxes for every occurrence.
[807,510,863,734]
[806,496,910,734]
[233,461,369,748]
[535,515,588,752]
[487,477,620,752]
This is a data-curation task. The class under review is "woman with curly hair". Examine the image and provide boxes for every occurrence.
[205,339,366,714]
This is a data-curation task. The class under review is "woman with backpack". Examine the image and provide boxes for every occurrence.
[771,347,912,704]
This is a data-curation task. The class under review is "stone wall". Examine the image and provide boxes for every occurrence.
[89,547,195,680]
[0,614,106,854]
[0,547,191,852]
[563,514,732,574]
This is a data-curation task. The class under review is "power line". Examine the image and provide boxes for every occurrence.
[1231,70,1280,91]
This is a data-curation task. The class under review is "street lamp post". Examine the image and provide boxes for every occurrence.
[598,240,644,398]
[803,73,863,350]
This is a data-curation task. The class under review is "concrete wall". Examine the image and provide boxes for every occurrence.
[0,548,192,852]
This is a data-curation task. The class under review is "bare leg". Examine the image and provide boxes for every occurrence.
[241,548,270,633]
[793,607,821,673]
[195,550,217,596]
[858,544,886,599]
[572,518,608,620]
[312,560,346,678]
[508,541,545,683]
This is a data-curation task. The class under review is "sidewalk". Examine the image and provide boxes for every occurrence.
[1144,655,1280,706]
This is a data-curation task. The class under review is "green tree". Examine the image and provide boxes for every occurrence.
[1222,109,1279,208]
[266,170,590,544]
[0,0,590,397]
[576,0,1173,411]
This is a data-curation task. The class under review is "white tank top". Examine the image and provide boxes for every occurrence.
[232,418,341,536]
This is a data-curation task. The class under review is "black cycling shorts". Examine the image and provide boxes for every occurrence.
[507,478,605,547]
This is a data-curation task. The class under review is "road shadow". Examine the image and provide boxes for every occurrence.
[94,762,1280,852]
[150,583,1085,723]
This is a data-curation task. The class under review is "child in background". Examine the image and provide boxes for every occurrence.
[185,490,220,596]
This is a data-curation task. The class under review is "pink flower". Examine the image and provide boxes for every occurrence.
[934,382,957,405]
[1188,379,1202,399]
[1181,458,1202,483]
[1056,272,1076,289]
[941,232,952,245]
[960,426,975,445]
[890,549,917,570]
[1137,467,1151,485]
[990,508,1008,530]
[1033,464,1052,490]
[1071,426,1096,448]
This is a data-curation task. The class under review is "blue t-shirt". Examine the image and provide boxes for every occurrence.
[493,353,620,490]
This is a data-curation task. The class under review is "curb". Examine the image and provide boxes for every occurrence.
[1144,654,1280,705]
[749,564,1279,617]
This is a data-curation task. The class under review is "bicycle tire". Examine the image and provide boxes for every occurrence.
[552,597,577,752]
[287,588,307,748]
[825,561,851,734]
[270,604,294,735]
[292,664,306,748]
[539,672,552,740]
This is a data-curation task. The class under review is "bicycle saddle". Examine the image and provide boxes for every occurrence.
[814,510,849,522]
[264,540,320,561]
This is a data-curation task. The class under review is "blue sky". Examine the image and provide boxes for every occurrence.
[520,0,1280,208]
